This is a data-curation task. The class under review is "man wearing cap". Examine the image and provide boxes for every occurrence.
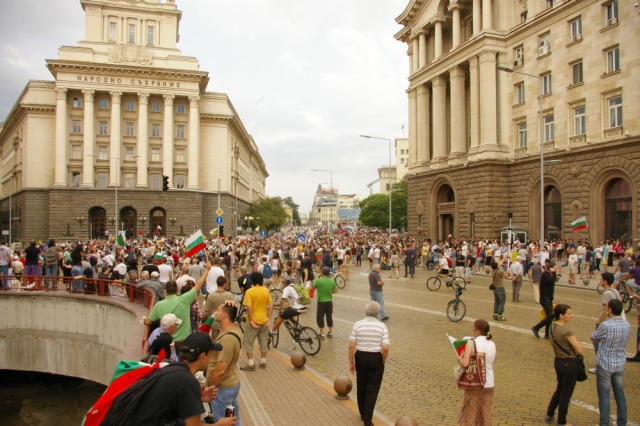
[270,276,308,338]
[203,276,235,340]
[129,332,237,426]
[147,313,181,361]
[144,263,211,343]
[241,272,273,370]
[136,270,165,303]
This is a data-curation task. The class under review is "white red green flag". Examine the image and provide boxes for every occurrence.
[184,230,205,258]
[447,334,469,358]
[116,231,126,247]
[210,228,218,238]
[571,216,588,232]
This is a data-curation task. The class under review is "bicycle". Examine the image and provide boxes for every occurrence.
[446,284,467,322]
[426,272,466,291]
[271,314,321,355]
[330,271,346,289]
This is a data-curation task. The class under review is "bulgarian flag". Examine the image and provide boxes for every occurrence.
[571,216,588,232]
[210,228,218,238]
[447,334,469,358]
[198,317,215,334]
[154,251,165,261]
[184,230,205,258]
[116,231,126,247]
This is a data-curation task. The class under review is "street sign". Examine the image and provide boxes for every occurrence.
[297,234,305,243]
[216,208,224,216]
[1,230,8,236]
[215,216,223,225]
[260,230,267,238]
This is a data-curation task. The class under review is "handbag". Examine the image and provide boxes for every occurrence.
[456,340,487,389]
[550,325,587,382]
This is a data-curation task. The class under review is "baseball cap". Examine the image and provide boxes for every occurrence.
[180,332,222,354]
[150,271,160,278]
[160,313,182,329]
[283,276,294,284]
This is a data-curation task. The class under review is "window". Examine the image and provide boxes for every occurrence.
[608,96,622,128]
[98,146,108,160]
[109,22,117,42]
[73,97,82,108]
[514,45,524,66]
[573,106,586,136]
[546,0,554,8]
[150,174,161,190]
[176,149,185,163]
[175,175,185,189]
[542,73,552,95]
[125,100,135,112]
[515,83,525,104]
[151,148,161,162]
[571,61,583,85]
[128,24,136,43]
[605,1,618,26]
[606,47,620,73]
[386,183,390,191]
[521,11,528,23]
[124,173,135,189]
[400,158,404,163]
[151,123,161,138]
[176,103,186,114]
[125,122,135,137]
[99,121,109,135]
[99,99,109,110]
[517,122,527,148]
[539,33,551,56]
[71,145,82,160]
[176,125,185,139]
[72,120,82,134]
[97,173,108,188]
[147,25,154,46]
[544,114,555,142]
[125,146,135,159]
[151,102,161,113]
[570,17,582,41]
[72,172,81,188]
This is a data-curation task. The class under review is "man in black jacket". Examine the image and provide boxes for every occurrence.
[531,259,558,339]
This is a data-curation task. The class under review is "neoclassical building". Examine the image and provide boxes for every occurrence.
[395,0,639,243]
[0,0,267,241]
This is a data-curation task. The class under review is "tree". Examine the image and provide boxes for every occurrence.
[247,197,289,231]
[358,179,407,230]
[283,196,302,226]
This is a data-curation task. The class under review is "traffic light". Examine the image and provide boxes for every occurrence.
[220,226,224,236]
[162,175,169,191]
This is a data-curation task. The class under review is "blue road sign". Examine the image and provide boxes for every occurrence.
[215,216,223,225]
[260,230,267,237]
[297,234,306,243]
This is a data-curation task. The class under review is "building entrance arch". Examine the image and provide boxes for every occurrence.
[605,178,632,240]
[435,184,455,240]
[89,207,107,239]
[120,207,137,238]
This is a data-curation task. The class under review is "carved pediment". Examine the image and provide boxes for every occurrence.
[108,44,153,65]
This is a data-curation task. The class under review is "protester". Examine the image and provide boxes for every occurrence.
[313,266,337,338]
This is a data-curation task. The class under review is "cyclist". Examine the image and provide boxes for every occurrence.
[435,251,451,280]
[269,276,308,341]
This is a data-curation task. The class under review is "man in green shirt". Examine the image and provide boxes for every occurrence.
[313,267,337,338]
[144,262,211,342]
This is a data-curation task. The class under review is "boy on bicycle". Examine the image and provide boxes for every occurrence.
[435,251,451,280]
[269,276,308,341]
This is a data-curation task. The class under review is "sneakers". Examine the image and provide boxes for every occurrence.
[381,316,390,321]
[627,355,640,362]
[327,332,333,338]
[531,327,540,338]
[588,368,597,374]
[319,334,325,339]
[259,362,267,369]
[493,315,507,321]
[240,364,256,371]
[543,415,554,423]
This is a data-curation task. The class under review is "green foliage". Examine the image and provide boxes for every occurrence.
[283,196,302,226]
[359,178,407,230]
[247,197,289,231]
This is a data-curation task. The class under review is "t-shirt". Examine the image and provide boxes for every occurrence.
[530,264,543,283]
[25,245,40,265]
[491,269,504,288]
[301,257,314,282]
[203,290,235,331]
[313,276,337,303]
[211,327,242,388]
[242,285,272,325]
[601,288,624,321]
[369,271,383,292]
[157,263,173,283]
[282,284,306,311]
[149,290,197,342]
[550,323,577,358]
[628,266,640,285]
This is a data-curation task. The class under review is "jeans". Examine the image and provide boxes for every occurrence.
[596,366,626,426]
[24,264,41,277]
[547,358,578,425]
[44,265,58,289]
[0,264,8,289]
[493,287,505,316]
[370,291,387,319]
[71,265,84,292]
[212,383,241,425]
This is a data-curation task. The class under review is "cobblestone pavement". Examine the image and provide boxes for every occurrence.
[257,264,640,425]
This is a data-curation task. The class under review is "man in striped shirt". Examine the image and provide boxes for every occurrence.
[348,302,390,426]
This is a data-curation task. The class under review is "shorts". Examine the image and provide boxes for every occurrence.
[337,259,343,265]
[280,307,306,320]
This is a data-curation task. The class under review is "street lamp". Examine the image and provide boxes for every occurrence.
[496,66,545,243]
[360,135,393,235]
[310,168,334,226]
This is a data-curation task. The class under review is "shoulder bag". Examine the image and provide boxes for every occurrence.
[456,339,487,389]
[550,324,587,382]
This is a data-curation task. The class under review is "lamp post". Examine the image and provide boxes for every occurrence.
[496,66,544,243]
[360,135,393,235]
[310,168,334,227]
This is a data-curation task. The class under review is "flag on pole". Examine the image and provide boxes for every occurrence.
[198,317,215,334]
[184,230,205,258]
[571,216,588,232]
[210,228,218,238]
[447,334,470,358]
[117,231,126,247]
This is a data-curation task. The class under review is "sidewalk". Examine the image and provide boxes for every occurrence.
[236,348,392,426]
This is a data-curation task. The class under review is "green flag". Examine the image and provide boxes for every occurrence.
[117,231,126,247]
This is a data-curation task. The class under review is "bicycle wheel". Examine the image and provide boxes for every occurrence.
[270,288,283,306]
[446,299,466,322]
[426,276,441,291]
[620,291,630,305]
[272,327,280,348]
[426,261,435,271]
[297,326,321,356]
[335,274,346,289]
[451,276,466,290]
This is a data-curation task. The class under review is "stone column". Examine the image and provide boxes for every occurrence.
[81,90,95,187]
[449,5,461,49]
[473,0,481,35]
[187,96,200,189]
[468,56,480,152]
[407,49,413,75]
[416,84,430,162]
[411,37,419,72]
[418,31,427,69]
[109,91,122,187]
[54,88,68,186]
[162,94,175,188]
[431,76,447,161]
[434,19,444,59]
[136,93,149,187]
[408,89,417,165]
[482,0,493,30]
[449,65,467,157]
[479,51,498,150]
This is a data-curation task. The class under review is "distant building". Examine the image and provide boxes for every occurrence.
[337,194,361,226]
[395,138,409,181]
[309,184,338,226]
[377,166,397,195]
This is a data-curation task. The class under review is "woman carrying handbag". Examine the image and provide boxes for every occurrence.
[545,304,584,426]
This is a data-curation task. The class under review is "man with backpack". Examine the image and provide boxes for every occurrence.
[269,276,309,342]
[258,256,273,287]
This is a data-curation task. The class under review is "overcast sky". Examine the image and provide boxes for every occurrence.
[0,0,409,215]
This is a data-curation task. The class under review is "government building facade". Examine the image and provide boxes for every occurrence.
[395,0,639,243]
[0,0,268,241]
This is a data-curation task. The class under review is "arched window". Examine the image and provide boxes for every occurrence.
[544,186,562,240]
[605,178,632,240]
[120,207,137,238]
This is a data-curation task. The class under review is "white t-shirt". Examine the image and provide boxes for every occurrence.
[158,263,173,284]
[282,284,306,311]
[471,336,496,388]
[205,266,225,294]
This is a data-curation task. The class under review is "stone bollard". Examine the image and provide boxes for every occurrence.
[395,416,418,426]
[333,375,352,400]
[583,279,590,286]
[291,350,306,370]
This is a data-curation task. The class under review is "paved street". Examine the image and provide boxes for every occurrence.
[258,264,640,425]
